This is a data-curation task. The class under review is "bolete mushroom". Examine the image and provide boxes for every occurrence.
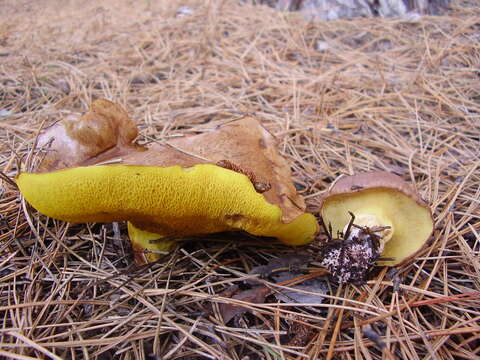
[319,171,434,278]
[16,164,317,250]
[17,99,319,263]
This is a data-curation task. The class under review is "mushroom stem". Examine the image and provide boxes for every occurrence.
[343,213,394,253]
[128,222,176,263]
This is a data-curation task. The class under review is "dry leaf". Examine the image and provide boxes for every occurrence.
[218,268,327,323]
[218,286,270,324]
[247,253,311,285]
[271,271,327,304]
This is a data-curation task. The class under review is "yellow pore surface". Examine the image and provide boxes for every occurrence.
[17,164,318,246]
[321,188,433,266]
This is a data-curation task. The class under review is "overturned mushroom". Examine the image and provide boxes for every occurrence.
[319,171,434,281]
[17,164,317,255]
[17,99,319,263]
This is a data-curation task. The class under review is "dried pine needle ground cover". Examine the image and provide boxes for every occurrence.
[1,0,479,359]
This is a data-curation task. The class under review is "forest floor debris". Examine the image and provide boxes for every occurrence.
[0,0,479,358]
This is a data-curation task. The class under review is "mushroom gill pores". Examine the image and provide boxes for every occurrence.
[320,172,434,282]
[18,99,319,263]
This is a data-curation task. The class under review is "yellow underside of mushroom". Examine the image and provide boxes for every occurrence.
[17,164,318,253]
[321,188,433,266]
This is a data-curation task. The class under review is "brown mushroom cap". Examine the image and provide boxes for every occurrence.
[320,171,434,266]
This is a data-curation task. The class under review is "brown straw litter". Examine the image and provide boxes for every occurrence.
[1,0,479,358]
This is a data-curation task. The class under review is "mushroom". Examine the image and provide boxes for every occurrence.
[17,164,317,260]
[319,171,434,273]
[17,99,319,263]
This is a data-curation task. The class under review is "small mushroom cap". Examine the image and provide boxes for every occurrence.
[324,171,428,205]
[17,164,318,247]
[320,171,434,266]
